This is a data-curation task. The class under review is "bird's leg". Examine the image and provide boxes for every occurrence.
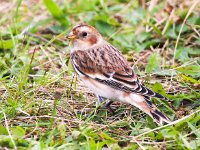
[104,100,115,114]
[104,100,113,108]
[97,95,106,105]
[97,96,114,113]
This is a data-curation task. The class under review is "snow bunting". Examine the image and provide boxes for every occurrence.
[67,23,171,125]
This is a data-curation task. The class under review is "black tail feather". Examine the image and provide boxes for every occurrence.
[144,96,171,125]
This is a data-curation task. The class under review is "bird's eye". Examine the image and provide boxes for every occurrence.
[81,32,87,37]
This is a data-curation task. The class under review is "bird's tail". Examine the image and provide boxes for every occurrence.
[127,94,171,125]
[149,108,171,125]
[144,97,171,125]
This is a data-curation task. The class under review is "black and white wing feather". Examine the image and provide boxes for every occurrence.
[71,44,167,100]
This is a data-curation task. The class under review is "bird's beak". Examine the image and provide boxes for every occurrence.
[66,31,76,40]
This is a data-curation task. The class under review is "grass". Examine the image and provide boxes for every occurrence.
[0,0,200,149]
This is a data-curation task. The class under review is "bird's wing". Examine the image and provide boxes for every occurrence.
[71,44,166,99]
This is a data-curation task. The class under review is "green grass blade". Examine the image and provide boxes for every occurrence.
[43,0,69,26]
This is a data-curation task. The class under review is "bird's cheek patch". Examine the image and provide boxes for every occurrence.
[89,36,97,45]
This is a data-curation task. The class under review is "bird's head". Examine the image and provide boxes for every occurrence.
[67,23,104,50]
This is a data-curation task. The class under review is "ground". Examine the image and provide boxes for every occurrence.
[0,0,200,149]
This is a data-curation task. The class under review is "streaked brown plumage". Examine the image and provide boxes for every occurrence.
[67,23,171,125]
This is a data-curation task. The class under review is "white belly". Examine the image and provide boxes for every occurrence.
[79,75,144,105]
[81,77,121,100]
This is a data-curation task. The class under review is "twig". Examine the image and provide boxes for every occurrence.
[23,118,38,138]
[3,112,17,150]
[130,109,200,141]
[162,9,175,35]
[132,137,146,150]
[172,0,200,80]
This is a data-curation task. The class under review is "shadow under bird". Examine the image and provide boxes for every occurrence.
[67,23,171,125]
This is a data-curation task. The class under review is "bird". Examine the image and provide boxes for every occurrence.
[66,23,171,125]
